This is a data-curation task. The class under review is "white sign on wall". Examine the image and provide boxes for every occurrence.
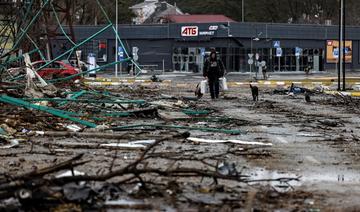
[199,31,215,36]
[181,26,199,37]
[209,25,218,31]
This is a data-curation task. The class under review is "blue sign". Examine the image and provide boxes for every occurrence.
[345,47,350,54]
[200,48,206,56]
[333,48,339,58]
[273,41,281,48]
[118,46,125,61]
[295,47,302,56]
[276,48,282,57]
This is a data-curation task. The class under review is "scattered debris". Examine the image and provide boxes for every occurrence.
[99,143,148,150]
[158,111,190,120]
[0,139,20,149]
[187,137,272,146]
[318,119,342,127]
[105,199,152,210]
[56,170,86,178]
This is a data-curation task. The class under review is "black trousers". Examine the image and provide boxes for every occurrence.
[208,78,220,99]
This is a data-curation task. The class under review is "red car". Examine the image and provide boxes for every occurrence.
[31,60,81,80]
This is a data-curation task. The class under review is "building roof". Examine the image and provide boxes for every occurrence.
[129,0,158,9]
[165,14,236,23]
[145,2,183,23]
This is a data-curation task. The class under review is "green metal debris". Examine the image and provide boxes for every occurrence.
[0,128,6,135]
[0,95,97,128]
[175,117,233,123]
[182,109,211,116]
[25,98,146,105]
[0,48,40,69]
[58,90,87,106]
[102,112,131,117]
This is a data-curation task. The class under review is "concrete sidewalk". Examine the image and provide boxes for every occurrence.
[90,70,360,84]
[97,70,360,80]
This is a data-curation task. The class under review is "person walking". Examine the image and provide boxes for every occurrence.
[305,65,311,76]
[203,50,225,100]
[262,65,268,80]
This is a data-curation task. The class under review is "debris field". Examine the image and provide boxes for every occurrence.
[0,78,360,211]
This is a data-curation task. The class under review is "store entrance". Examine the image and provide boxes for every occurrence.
[271,48,324,72]
[172,47,205,72]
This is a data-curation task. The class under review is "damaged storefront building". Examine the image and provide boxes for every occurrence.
[54,20,360,73]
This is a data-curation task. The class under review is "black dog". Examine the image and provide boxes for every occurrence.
[250,84,259,101]
[305,91,311,102]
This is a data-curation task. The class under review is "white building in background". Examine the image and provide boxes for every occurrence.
[129,0,183,24]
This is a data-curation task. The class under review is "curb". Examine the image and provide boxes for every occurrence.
[84,79,360,96]
[324,91,360,97]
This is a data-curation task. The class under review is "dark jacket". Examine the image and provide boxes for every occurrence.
[203,54,225,80]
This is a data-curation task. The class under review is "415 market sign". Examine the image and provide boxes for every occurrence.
[181,26,199,37]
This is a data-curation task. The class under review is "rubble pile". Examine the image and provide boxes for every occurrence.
[0,74,291,210]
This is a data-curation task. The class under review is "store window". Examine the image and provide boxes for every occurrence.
[270,48,324,72]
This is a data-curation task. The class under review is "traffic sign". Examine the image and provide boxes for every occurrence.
[133,54,139,61]
[248,53,254,59]
[295,47,302,57]
[200,48,206,56]
[273,41,281,48]
[118,46,125,61]
[345,47,350,54]
[132,46,139,54]
[333,48,339,58]
[276,48,282,57]
[248,59,254,65]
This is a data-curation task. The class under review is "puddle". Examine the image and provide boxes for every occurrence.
[244,168,301,192]
[244,167,360,192]
[301,170,360,184]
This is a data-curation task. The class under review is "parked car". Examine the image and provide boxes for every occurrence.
[65,59,89,72]
[32,60,81,80]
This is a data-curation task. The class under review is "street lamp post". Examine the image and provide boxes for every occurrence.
[115,0,118,78]
[242,0,245,22]
[250,37,253,78]
[250,32,262,80]
[342,0,346,91]
[338,0,345,91]
[220,23,232,73]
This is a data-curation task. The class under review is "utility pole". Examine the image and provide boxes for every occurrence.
[250,37,253,76]
[242,0,245,22]
[342,0,346,91]
[115,0,118,77]
[338,0,343,91]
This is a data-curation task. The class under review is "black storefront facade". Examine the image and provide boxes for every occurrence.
[54,22,360,73]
